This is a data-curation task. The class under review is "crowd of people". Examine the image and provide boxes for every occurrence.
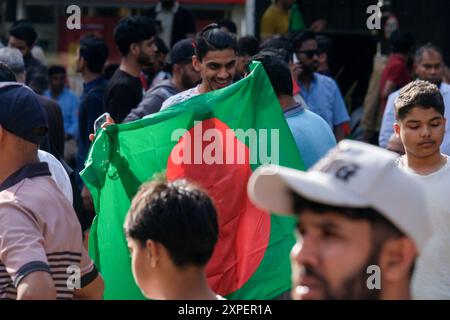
[0,0,449,300]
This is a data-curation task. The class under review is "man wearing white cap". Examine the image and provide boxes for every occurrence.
[247,140,432,300]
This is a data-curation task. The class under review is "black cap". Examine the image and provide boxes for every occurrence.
[168,39,195,65]
[0,83,48,145]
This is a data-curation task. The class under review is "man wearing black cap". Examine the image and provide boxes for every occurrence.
[0,83,104,300]
[123,38,200,122]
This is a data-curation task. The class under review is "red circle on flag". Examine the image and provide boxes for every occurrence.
[167,118,271,296]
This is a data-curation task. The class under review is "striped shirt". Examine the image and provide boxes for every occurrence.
[0,162,98,300]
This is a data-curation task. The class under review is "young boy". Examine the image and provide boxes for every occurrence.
[124,177,223,300]
[393,80,450,299]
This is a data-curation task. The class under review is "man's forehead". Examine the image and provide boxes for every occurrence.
[202,49,237,64]
[419,50,442,64]
[298,209,368,229]
[300,39,318,50]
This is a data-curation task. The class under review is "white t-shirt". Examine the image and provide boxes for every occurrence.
[160,85,200,111]
[397,156,450,299]
[38,150,73,205]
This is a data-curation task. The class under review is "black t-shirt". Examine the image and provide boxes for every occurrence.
[104,69,143,123]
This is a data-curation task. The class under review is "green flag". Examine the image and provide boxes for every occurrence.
[81,62,305,300]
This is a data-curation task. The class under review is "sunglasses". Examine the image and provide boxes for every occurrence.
[296,49,321,59]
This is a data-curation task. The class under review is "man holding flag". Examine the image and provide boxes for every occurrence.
[81,22,306,298]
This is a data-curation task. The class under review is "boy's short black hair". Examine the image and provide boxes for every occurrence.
[125,178,219,268]
[9,19,38,48]
[195,23,237,61]
[80,35,109,74]
[250,51,293,97]
[237,36,260,57]
[48,65,66,77]
[114,16,155,56]
[394,80,445,120]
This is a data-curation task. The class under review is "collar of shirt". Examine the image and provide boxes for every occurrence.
[283,102,305,116]
[0,162,50,191]
[155,1,180,13]
[83,76,106,93]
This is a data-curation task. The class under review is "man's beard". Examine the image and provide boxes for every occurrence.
[181,71,199,89]
[138,52,154,68]
[300,246,382,300]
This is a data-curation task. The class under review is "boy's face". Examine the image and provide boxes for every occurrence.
[394,106,446,159]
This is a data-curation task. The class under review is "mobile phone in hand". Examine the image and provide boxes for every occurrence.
[94,112,110,134]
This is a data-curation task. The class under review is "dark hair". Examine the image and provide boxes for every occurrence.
[395,80,445,120]
[251,52,293,97]
[292,192,405,246]
[114,16,155,56]
[79,35,109,74]
[389,31,414,55]
[259,36,293,63]
[237,36,260,57]
[316,35,333,57]
[414,43,443,63]
[0,62,17,82]
[291,30,316,51]
[155,36,169,55]
[217,19,237,34]
[125,178,219,268]
[9,19,37,47]
[48,65,66,77]
[195,23,237,61]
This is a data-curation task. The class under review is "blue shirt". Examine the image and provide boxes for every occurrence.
[299,73,350,129]
[44,88,80,138]
[285,103,337,169]
[379,82,450,155]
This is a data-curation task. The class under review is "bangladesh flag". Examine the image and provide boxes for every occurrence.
[81,62,305,300]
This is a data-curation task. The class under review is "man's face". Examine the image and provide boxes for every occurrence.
[395,106,446,159]
[295,39,320,76]
[194,49,237,92]
[292,210,381,300]
[179,61,201,90]
[137,38,157,68]
[49,72,66,94]
[8,36,31,57]
[414,50,444,86]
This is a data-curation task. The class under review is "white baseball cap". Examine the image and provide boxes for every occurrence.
[247,140,432,253]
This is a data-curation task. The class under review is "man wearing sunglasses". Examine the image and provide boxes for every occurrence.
[293,30,350,142]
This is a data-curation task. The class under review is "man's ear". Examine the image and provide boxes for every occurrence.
[145,239,160,268]
[393,121,401,137]
[378,237,417,283]
[130,43,139,56]
[192,55,201,73]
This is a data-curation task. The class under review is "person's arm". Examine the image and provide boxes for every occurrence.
[333,122,350,142]
[73,247,104,300]
[17,272,56,300]
[122,91,166,123]
[379,93,397,148]
[331,81,351,141]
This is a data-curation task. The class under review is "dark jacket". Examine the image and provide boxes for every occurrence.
[122,80,179,123]
[24,54,48,95]
[147,5,196,47]
[37,94,65,159]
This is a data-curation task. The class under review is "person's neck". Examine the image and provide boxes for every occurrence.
[159,268,217,300]
[380,280,411,300]
[198,82,210,94]
[51,89,63,99]
[171,74,187,91]
[82,69,102,84]
[120,57,142,78]
[404,151,447,176]
[298,72,314,89]
[278,95,298,111]
[0,153,38,186]
[275,1,288,11]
